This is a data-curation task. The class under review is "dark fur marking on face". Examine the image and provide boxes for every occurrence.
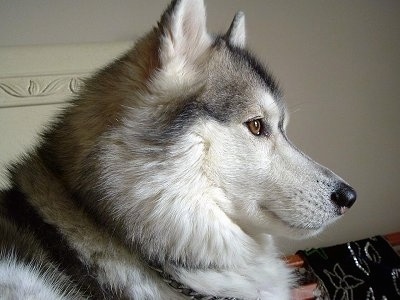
[225,41,289,129]
[156,90,244,141]
[139,95,204,143]
[216,36,283,100]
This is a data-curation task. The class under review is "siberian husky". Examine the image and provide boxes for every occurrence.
[0,0,356,299]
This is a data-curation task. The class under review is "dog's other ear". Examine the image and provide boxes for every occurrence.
[158,0,210,66]
[226,11,246,48]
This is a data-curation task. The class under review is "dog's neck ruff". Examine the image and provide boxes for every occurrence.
[149,263,241,300]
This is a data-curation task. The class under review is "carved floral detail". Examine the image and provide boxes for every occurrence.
[0,74,88,107]
[0,77,84,98]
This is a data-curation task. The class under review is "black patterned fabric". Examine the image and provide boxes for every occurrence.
[298,236,400,299]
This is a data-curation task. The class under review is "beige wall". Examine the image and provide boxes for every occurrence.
[1,0,399,254]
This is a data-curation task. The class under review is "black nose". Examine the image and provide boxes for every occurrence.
[331,183,357,213]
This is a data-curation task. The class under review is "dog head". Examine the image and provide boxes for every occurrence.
[68,0,356,258]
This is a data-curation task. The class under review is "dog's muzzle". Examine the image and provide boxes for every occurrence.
[331,183,357,214]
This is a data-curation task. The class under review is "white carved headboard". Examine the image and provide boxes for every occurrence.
[0,42,132,188]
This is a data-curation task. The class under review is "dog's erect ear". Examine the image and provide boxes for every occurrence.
[158,0,210,66]
[226,12,246,48]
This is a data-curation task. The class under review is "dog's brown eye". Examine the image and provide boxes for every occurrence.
[246,119,262,136]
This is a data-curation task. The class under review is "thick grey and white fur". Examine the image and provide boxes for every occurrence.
[0,0,356,299]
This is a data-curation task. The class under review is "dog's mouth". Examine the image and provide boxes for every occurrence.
[259,205,331,232]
